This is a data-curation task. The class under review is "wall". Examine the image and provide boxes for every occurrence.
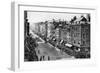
[0,0,100,73]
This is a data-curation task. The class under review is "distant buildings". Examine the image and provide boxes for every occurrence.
[31,15,90,51]
[60,25,72,44]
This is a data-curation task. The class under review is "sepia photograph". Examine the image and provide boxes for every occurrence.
[24,11,90,62]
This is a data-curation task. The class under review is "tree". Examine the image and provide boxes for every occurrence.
[24,34,38,61]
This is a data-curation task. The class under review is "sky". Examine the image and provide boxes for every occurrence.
[27,11,87,25]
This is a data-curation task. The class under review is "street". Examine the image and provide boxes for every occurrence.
[36,42,73,61]
[30,30,74,61]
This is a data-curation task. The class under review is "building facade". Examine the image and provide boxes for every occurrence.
[70,23,90,50]
[70,24,82,47]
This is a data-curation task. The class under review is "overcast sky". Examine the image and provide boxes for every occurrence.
[27,11,87,25]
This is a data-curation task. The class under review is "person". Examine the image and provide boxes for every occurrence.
[40,56,42,61]
[48,56,50,60]
[42,56,45,60]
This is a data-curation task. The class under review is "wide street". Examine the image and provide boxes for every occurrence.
[30,30,73,61]
[36,42,73,61]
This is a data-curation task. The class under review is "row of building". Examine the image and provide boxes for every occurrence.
[31,15,90,52]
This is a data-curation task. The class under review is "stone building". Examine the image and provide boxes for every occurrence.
[70,24,82,47]
[81,24,90,48]
[70,23,90,50]
[60,25,72,44]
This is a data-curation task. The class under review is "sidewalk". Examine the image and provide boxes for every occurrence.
[30,30,45,43]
